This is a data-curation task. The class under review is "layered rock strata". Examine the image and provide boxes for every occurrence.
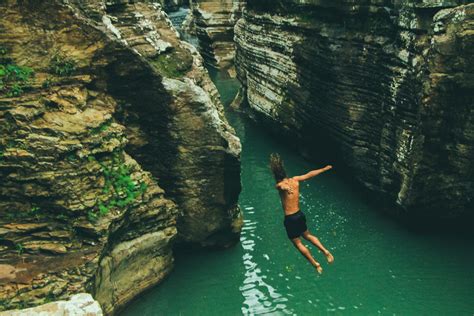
[1,0,241,313]
[235,1,473,217]
[187,0,246,69]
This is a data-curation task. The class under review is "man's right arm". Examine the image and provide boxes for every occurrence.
[293,165,332,181]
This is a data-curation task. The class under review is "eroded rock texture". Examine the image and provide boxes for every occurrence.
[0,0,241,313]
[0,293,103,316]
[187,0,246,69]
[235,0,474,217]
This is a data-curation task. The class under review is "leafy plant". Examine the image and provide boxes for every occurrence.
[0,45,7,56]
[16,243,24,255]
[43,292,56,304]
[66,154,77,162]
[49,53,77,76]
[0,63,34,97]
[42,77,53,89]
[87,210,98,222]
[150,47,193,78]
[91,119,112,135]
[56,213,69,221]
[0,44,34,96]
[29,204,40,220]
[87,151,148,222]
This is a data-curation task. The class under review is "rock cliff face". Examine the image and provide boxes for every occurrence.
[0,0,241,313]
[235,0,473,217]
[187,0,246,69]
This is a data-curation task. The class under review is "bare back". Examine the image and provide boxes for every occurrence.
[276,178,300,215]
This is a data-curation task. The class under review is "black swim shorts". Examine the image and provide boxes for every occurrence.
[283,210,307,239]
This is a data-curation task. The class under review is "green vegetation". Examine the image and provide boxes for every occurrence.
[87,152,147,222]
[16,243,24,255]
[43,292,57,304]
[41,77,53,89]
[66,153,77,162]
[150,48,193,78]
[30,204,41,221]
[91,119,112,135]
[4,203,42,221]
[49,53,77,76]
[0,46,34,97]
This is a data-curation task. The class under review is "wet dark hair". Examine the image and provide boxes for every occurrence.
[269,153,287,182]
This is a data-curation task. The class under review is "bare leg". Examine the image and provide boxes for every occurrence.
[302,231,334,264]
[291,238,323,274]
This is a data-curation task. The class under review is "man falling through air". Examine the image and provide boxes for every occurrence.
[270,153,334,274]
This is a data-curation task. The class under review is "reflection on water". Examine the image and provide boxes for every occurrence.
[240,208,293,315]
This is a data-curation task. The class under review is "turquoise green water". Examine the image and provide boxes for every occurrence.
[121,68,474,315]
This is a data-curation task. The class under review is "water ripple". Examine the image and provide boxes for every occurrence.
[240,215,294,315]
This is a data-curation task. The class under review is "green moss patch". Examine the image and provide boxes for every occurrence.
[0,46,34,97]
[87,152,147,222]
[150,47,193,78]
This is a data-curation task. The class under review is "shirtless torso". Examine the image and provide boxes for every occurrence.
[276,177,300,215]
[270,161,334,273]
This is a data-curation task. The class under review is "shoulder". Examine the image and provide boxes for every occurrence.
[290,177,300,185]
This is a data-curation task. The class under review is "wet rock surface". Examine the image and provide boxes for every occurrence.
[0,0,241,313]
[235,0,474,217]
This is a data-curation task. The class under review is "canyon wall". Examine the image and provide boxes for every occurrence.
[235,0,474,217]
[0,0,241,313]
[187,0,246,69]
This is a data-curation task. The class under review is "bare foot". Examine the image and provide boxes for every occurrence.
[325,251,334,264]
[316,264,323,274]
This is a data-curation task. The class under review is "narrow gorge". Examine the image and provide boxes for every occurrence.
[1,0,473,315]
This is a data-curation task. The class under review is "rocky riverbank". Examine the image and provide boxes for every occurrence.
[235,0,473,217]
[0,0,241,313]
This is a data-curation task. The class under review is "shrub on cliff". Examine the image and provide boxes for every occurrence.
[0,46,34,97]
[49,53,77,76]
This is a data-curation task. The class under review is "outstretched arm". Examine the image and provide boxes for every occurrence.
[293,165,332,181]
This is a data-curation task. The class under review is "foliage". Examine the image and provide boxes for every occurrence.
[42,77,53,89]
[87,152,147,222]
[49,53,77,76]
[91,119,112,134]
[4,203,42,221]
[43,292,57,304]
[150,48,193,78]
[0,55,34,97]
[66,153,77,162]
[16,243,24,255]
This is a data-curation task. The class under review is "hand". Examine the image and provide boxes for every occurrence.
[325,165,333,170]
